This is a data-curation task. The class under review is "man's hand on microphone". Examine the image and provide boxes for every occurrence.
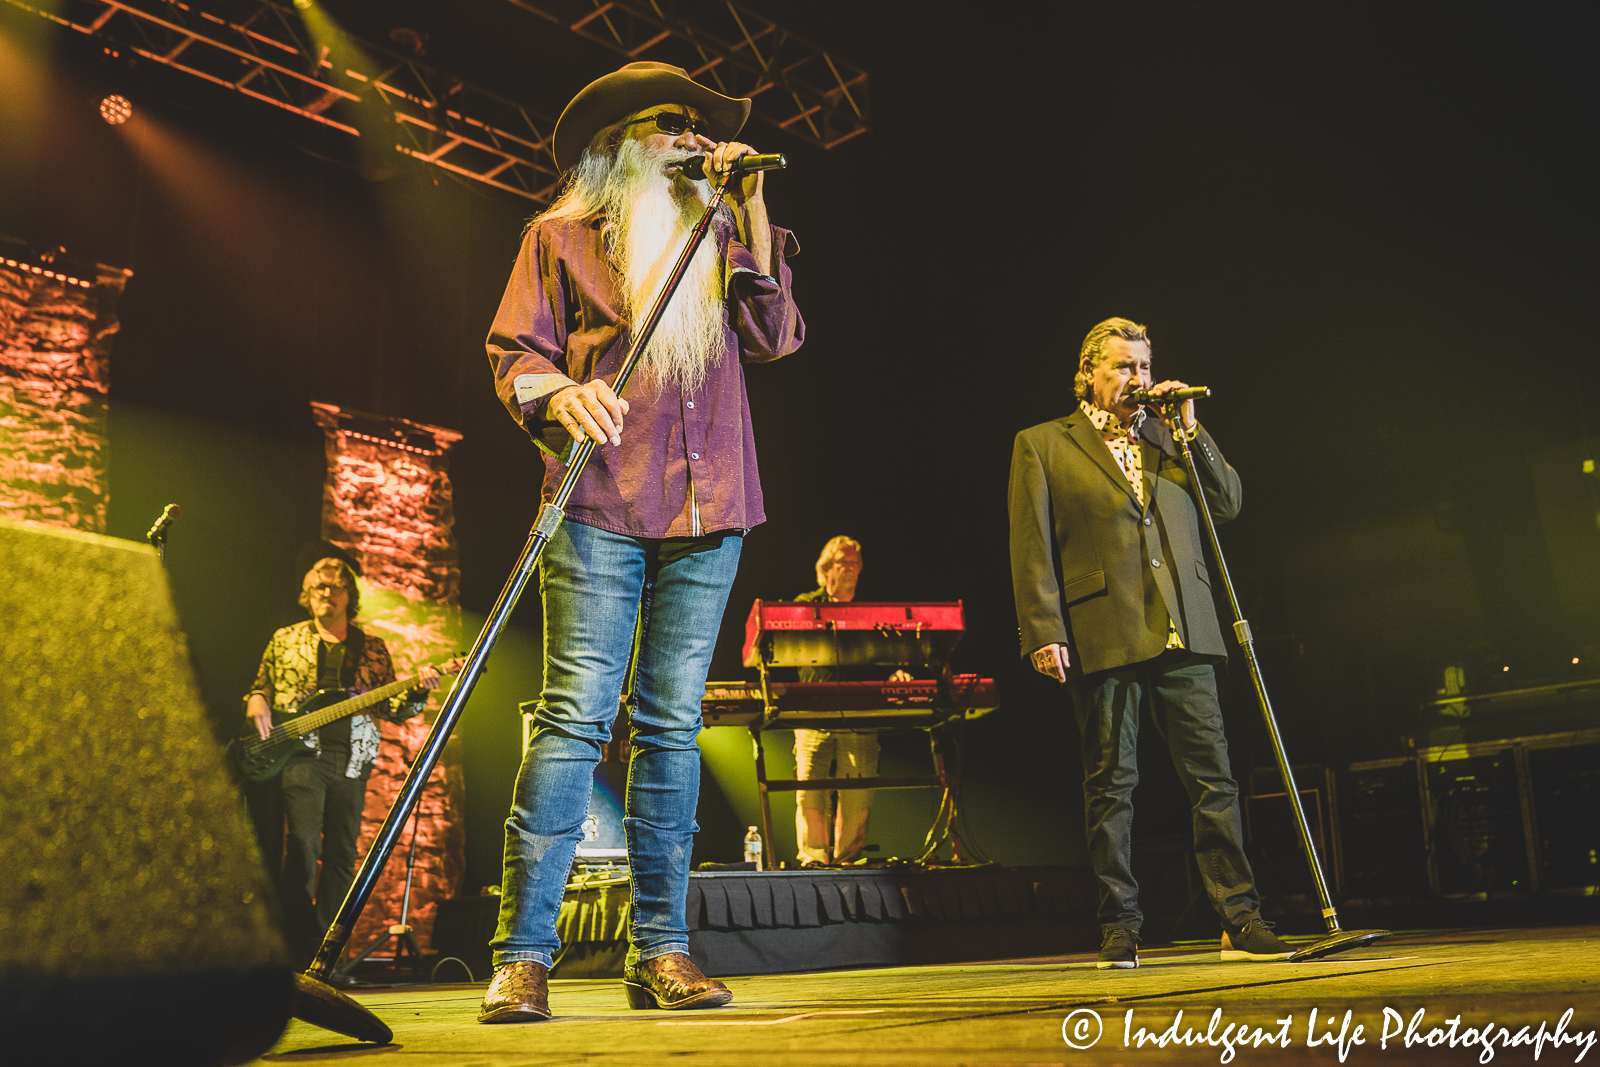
[705,141,763,203]
[705,141,775,276]
[1031,643,1070,684]
[1148,380,1197,432]
[549,380,628,446]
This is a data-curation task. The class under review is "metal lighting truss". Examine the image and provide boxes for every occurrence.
[9,0,563,201]
[504,0,869,150]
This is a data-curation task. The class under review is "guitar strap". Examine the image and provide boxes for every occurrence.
[342,625,366,688]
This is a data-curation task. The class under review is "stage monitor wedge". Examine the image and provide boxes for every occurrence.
[0,519,294,1067]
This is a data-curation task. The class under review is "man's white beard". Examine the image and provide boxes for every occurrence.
[607,138,727,396]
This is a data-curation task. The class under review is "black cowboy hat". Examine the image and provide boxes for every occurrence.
[294,540,363,580]
[550,61,751,174]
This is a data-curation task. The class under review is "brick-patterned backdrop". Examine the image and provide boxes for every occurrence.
[0,247,131,532]
[310,402,465,960]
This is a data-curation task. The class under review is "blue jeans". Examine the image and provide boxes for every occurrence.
[1071,650,1259,933]
[491,519,742,969]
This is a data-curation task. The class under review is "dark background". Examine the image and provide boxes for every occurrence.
[4,0,1597,892]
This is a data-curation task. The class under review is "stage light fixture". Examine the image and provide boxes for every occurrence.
[293,0,312,8]
[100,94,132,125]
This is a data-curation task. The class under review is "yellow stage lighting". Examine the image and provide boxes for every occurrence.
[99,94,131,125]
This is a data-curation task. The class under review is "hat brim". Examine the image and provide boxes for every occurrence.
[552,68,751,173]
[295,541,363,580]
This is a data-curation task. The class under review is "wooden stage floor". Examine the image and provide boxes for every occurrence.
[253,925,1600,1065]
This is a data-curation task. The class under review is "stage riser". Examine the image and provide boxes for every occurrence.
[552,917,1099,979]
[433,866,1101,980]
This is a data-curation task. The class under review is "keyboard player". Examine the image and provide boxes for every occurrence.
[790,536,913,867]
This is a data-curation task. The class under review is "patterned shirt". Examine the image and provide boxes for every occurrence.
[245,620,425,778]
[1080,400,1189,651]
[1082,401,1149,504]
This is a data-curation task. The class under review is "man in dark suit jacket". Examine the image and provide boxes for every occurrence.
[1008,317,1290,969]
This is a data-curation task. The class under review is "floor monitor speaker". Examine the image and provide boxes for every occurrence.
[0,520,295,1066]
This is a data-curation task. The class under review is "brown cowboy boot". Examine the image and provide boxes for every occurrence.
[478,960,552,1023]
[622,952,733,1010]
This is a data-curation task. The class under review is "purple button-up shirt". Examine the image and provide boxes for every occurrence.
[487,214,803,538]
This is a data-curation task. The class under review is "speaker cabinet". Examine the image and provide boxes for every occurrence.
[1529,743,1600,890]
[1339,757,1432,902]
[1425,749,1531,896]
[1245,763,1343,901]
[0,520,294,1066]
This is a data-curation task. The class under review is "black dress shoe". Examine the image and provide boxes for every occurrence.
[1097,926,1139,970]
[1220,917,1293,961]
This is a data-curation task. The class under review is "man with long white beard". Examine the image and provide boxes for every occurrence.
[479,62,803,1023]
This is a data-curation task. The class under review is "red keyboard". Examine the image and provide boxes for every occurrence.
[742,600,966,669]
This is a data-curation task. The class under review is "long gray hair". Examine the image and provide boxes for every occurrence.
[537,125,731,395]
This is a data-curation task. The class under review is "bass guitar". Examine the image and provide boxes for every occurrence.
[226,659,461,783]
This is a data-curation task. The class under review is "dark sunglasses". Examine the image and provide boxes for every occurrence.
[621,110,711,138]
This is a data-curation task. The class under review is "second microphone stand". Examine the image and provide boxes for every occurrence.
[284,156,777,1044]
[332,807,428,983]
[1159,396,1388,962]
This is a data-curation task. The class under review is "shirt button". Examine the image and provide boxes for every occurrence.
[686,401,694,409]
[1151,559,1162,568]
[1143,518,1152,526]
[691,452,700,460]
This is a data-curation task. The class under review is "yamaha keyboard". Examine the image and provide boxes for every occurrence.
[701,675,999,730]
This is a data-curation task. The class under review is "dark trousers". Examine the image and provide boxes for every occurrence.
[243,775,285,885]
[280,749,370,965]
[1072,649,1259,933]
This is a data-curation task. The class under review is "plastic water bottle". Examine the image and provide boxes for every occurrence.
[743,826,763,870]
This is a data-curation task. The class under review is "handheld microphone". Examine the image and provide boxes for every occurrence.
[146,503,182,548]
[677,152,788,181]
[1127,385,1211,405]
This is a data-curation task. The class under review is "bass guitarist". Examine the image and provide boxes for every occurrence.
[243,555,441,966]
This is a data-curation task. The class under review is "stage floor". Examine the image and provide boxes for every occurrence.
[253,925,1600,1065]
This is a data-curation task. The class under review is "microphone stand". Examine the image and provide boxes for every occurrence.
[331,806,427,983]
[286,160,763,1044]
[146,504,180,562]
[1158,396,1388,962]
